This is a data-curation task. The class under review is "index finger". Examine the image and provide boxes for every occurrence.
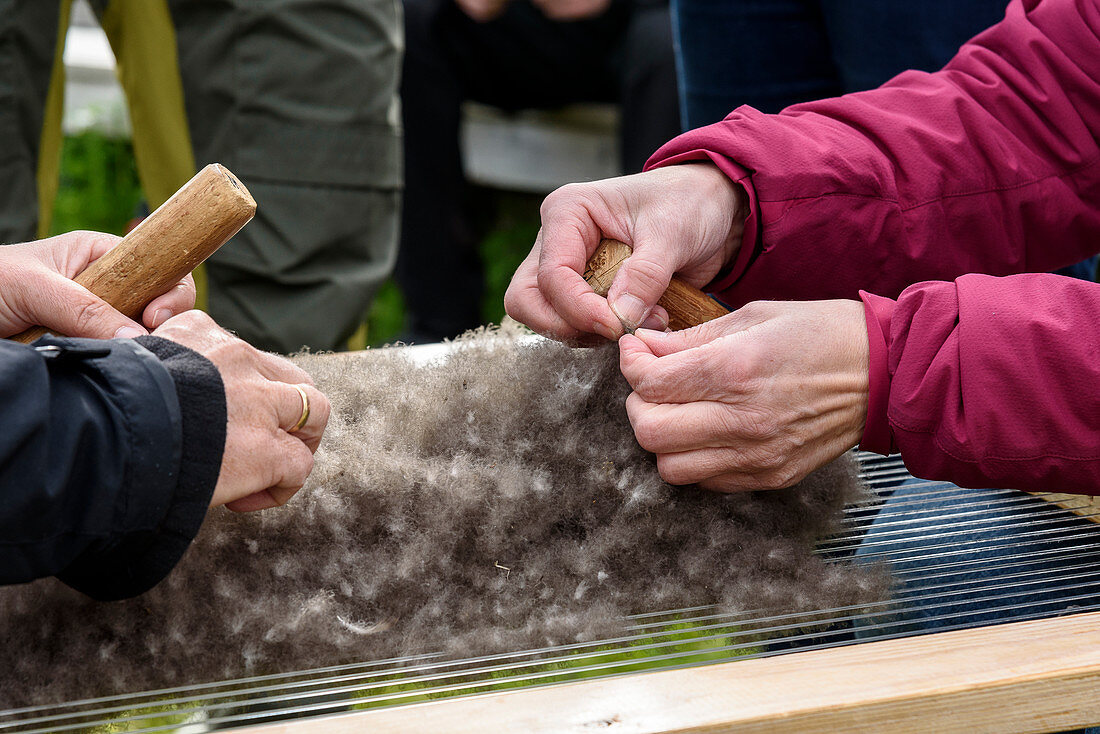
[35,231,123,277]
[536,201,623,340]
[143,273,198,329]
[620,334,745,404]
[504,246,586,341]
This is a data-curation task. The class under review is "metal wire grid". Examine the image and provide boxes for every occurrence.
[3,453,1098,733]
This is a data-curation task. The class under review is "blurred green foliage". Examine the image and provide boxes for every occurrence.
[479,190,542,326]
[53,131,540,347]
[50,130,143,237]
[346,620,757,711]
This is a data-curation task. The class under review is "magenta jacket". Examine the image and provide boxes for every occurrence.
[646,0,1100,494]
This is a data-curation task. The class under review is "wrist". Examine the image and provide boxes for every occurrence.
[723,181,747,268]
[683,161,747,282]
[857,292,897,455]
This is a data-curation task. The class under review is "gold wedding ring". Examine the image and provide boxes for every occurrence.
[290,384,310,433]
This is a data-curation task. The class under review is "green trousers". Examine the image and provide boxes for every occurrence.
[0,0,402,352]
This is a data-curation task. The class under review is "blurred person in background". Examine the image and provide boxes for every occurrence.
[396,0,680,342]
[0,0,402,352]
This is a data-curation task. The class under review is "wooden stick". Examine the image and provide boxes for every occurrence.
[234,610,1100,734]
[11,163,256,344]
[583,239,729,331]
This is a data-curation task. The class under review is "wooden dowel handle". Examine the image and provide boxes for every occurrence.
[583,239,729,331]
[11,163,256,344]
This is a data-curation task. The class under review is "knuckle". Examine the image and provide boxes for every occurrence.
[724,347,764,384]
[172,309,204,328]
[313,392,332,427]
[539,189,567,218]
[631,417,663,453]
[720,408,777,443]
[754,450,787,472]
[737,300,778,322]
[226,337,257,359]
[289,449,315,483]
[760,465,800,490]
[622,256,669,295]
[631,373,664,402]
[191,309,217,327]
[273,353,310,383]
[655,456,686,485]
[738,301,767,318]
[503,283,524,319]
[746,417,780,444]
[66,230,100,252]
[633,357,692,402]
[208,338,255,368]
[73,299,108,334]
[541,183,582,210]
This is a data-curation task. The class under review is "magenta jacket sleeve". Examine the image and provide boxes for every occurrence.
[643,0,1100,492]
[645,0,1100,305]
[858,274,1100,496]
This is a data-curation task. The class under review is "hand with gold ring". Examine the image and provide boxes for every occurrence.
[149,310,331,512]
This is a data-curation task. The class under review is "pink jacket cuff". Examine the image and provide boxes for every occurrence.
[643,149,759,294]
[858,290,897,455]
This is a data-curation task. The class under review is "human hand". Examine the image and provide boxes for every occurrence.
[0,231,196,339]
[530,0,611,21]
[504,164,744,344]
[455,0,511,21]
[151,311,331,512]
[618,300,869,492]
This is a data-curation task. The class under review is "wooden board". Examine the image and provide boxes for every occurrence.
[1034,492,1100,524]
[237,610,1100,734]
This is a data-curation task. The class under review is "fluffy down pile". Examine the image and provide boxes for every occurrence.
[0,327,885,706]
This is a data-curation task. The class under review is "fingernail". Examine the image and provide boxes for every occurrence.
[639,311,668,331]
[592,321,619,341]
[609,293,650,332]
[152,308,172,328]
[114,325,146,339]
[634,328,668,341]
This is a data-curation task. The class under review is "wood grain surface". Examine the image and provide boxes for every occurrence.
[583,239,729,331]
[11,163,255,344]
[236,611,1100,734]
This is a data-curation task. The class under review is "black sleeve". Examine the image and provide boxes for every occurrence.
[0,334,226,601]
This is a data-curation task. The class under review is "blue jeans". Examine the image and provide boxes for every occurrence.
[853,480,1100,634]
[850,480,1100,732]
[671,0,1010,128]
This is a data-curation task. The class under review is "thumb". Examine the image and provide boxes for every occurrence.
[31,273,148,339]
[605,248,677,332]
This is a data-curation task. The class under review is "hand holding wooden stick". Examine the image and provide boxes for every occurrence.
[11,163,255,344]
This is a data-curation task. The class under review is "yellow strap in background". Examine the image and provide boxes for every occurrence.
[35,0,75,240]
[99,0,206,309]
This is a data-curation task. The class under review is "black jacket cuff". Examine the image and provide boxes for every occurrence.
[58,336,226,600]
